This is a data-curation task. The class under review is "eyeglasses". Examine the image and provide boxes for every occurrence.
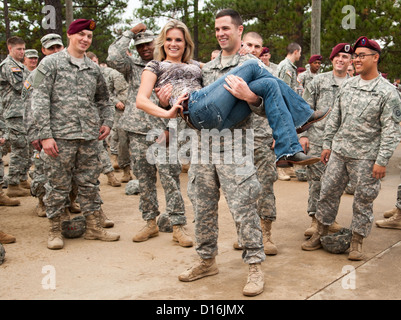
[351,53,377,60]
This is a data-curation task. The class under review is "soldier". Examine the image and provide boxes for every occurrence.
[176,9,266,297]
[23,49,39,72]
[302,37,401,260]
[300,43,353,238]
[375,184,401,229]
[298,54,322,89]
[259,47,278,76]
[31,19,120,250]
[277,42,302,91]
[236,31,278,255]
[107,24,192,247]
[0,36,31,198]
[86,51,122,188]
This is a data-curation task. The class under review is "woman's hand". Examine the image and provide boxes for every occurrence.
[167,92,188,118]
[155,84,173,108]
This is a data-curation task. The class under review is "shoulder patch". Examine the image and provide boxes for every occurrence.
[286,70,293,78]
[392,105,401,122]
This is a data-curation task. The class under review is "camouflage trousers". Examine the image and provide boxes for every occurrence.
[306,143,326,216]
[30,150,47,198]
[110,112,130,169]
[127,132,186,225]
[188,161,265,264]
[395,184,401,210]
[98,140,113,175]
[0,149,4,187]
[254,138,277,220]
[6,118,30,185]
[42,139,102,219]
[316,151,380,237]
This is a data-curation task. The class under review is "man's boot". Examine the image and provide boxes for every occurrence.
[243,263,264,297]
[19,180,30,189]
[172,225,193,247]
[329,221,343,233]
[277,167,291,181]
[383,207,398,219]
[6,184,30,197]
[84,212,120,241]
[47,216,64,250]
[376,208,401,229]
[106,172,121,187]
[304,215,318,238]
[68,190,81,214]
[178,258,219,282]
[0,190,20,206]
[132,219,159,242]
[98,207,114,228]
[120,166,133,183]
[111,154,120,170]
[33,196,46,217]
[0,230,16,244]
[302,220,329,251]
[348,232,365,261]
[261,219,278,255]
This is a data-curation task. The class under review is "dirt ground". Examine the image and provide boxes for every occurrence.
[1,144,401,301]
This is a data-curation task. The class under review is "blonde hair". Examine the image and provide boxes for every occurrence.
[154,19,194,63]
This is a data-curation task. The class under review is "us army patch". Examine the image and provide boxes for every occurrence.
[393,106,401,122]
[286,70,293,78]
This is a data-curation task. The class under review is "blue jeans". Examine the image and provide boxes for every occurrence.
[188,59,313,160]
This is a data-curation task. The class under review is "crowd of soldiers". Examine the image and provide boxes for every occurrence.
[1,8,401,297]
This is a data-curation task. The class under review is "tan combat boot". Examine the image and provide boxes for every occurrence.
[120,166,133,183]
[376,208,401,229]
[111,154,120,170]
[329,221,343,233]
[0,190,20,206]
[304,215,318,238]
[132,219,159,242]
[47,216,64,250]
[19,180,31,189]
[6,184,30,197]
[172,225,193,247]
[277,167,291,181]
[106,171,121,187]
[178,258,219,282]
[84,212,120,241]
[233,241,243,250]
[33,196,46,217]
[243,263,264,296]
[68,190,81,214]
[302,220,329,251]
[261,219,278,255]
[383,207,398,219]
[0,230,16,244]
[348,232,365,261]
[98,207,114,228]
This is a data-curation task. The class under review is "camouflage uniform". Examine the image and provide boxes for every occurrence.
[107,30,186,225]
[100,66,130,169]
[316,75,401,237]
[277,58,298,91]
[31,49,113,218]
[302,71,349,217]
[189,52,265,264]
[0,55,30,185]
[298,68,317,90]
[265,61,278,77]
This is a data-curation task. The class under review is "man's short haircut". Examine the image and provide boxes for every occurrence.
[287,42,301,54]
[7,36,25,47]
[243,32,263,43]
[216,8,243,26]
[86,51,97,60]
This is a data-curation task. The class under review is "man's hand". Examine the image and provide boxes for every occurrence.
[31,139,42,152]
[99,125,111,140]
[155,84,173,108]
[116,101,125,111]
[131,23,146,34]
[224,74,259,105]
[42,138,59,158]
[373,164,386,180]
[299,136,309,154]
[0,138,5,146]
[321,149,331,165]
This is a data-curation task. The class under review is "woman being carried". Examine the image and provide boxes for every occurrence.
[136,20,329,166]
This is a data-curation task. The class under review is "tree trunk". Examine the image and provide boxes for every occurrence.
[4,0,11,40]
[193,0,198,60]
[311,0,321,55]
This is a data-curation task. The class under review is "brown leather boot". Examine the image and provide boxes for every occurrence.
[302,220,329,251]
[0,230,16,244]
[243,263,264,296]
[98,208,114,228]
[348,232,365,261]
[172,225,193,247]
[0,190,20,206]
[84,212,120,241]
[132,219,159,242]
[6,184,30,197]
[47,216,64,250]
[179,258,219,282]
[33,196,46,217]
[106,172,121,187]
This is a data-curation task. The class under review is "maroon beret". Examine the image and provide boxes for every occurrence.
[260,47,270,56]
[353,36,381,53]
[309,54,322,64]
[67,19,96,35]
[297,67,306,73]
[329,43,353,60]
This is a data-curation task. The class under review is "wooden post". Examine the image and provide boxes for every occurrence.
[311,0,321,55]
